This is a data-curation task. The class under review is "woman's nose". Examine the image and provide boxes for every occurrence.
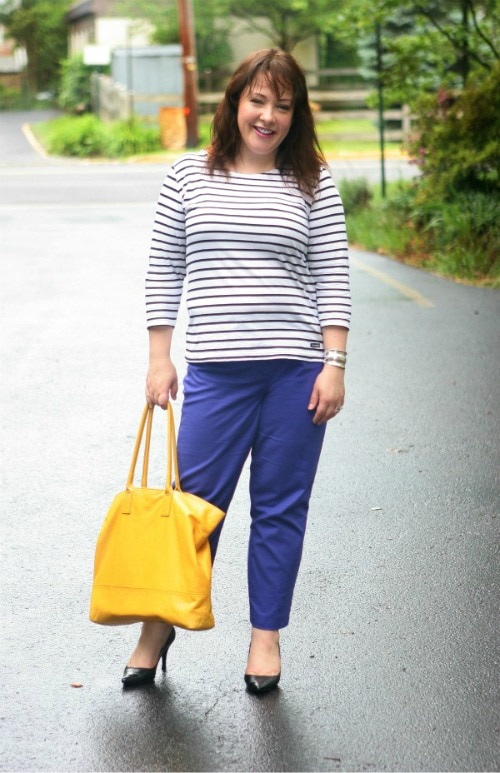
[260,104,275,122]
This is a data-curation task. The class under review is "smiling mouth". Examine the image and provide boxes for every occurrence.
[253,126,275,137]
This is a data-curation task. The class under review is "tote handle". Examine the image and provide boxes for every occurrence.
[125,403,181,493]
[167,402,182,491]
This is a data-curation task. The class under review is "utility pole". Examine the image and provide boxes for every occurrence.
[178,0,199,147]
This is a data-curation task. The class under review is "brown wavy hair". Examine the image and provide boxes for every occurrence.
[206,48,325,197]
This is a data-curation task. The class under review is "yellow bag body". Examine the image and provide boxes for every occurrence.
[89,403,225,630]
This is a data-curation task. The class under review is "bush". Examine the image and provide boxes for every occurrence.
[42,114,108,156]
[353,65,500,284]
[339,178,373,215]
[0,84,39,111]
[104,118,162,157]
[384,178,499,281]
[346,180,499,284]
[419,192,500,279]
[0,84,23,110]
[407,63,500,199]
[36,115,162,158]
[58,55,103,114]
[345,183,416,258]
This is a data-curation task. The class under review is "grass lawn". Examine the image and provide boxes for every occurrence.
[316,117,404,156]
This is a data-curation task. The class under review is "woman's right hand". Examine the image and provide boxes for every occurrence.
[146,326,177,409]
[145,356,178,409]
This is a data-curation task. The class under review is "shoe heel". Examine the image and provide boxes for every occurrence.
[122,626,176,687]
[161,627,176,672]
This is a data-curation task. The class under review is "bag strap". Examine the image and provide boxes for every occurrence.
[126,403,181,493]
[167,401,182,492]
[126,404,149,490]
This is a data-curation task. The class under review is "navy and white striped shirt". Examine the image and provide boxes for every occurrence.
[145,151,351,363]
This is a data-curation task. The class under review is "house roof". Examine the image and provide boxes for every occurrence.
[67,0,117,22]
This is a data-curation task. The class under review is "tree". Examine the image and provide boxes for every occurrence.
[346,0,500,104]
[409,0,499,84]
[0,0,70,93]
[227,0,346,52]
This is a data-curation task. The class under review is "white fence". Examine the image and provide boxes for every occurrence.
[91,73,184,122]
[91,74,131,121]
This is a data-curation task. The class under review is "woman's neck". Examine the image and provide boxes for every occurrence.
[231,152,277,174]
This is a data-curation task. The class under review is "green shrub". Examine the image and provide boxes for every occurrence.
[42,114,108,156]
[407,64,500,199]
[58,55,108,114]
[0,84,39,111]
[36,115,162,158]
[104,118,162,157]
[346,180,499,284]
[339,178,373,215]
[421,192,500,279]
[0,84,22,110]
[385,64,500,284]
[346,200,415,258]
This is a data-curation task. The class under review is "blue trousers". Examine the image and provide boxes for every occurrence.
[176,360,326,630]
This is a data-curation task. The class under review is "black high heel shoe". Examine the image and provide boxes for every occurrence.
[122,627,176,687]
[244,672,281,695]
[244,643,281,695]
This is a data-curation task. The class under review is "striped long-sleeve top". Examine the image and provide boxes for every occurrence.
[145,151,351,363]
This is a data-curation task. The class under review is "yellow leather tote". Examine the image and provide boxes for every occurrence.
[89,403,225,630]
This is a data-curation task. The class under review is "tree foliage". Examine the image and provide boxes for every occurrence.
[408,62,500,197]
[346,0,500,104]
[0,0,70,92]
[227,0,346,52]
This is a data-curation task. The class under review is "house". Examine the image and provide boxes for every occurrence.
[67,0,153,57]
[0,24,27,90]
[228,19,317,78]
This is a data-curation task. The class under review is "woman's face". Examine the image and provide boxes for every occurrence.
[236,76,293,170]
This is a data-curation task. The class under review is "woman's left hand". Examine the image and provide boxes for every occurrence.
[308,366,345,425]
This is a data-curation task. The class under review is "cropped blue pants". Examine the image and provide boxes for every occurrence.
[176,360,326,630]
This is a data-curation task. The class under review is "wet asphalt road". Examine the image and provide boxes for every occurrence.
[0,112,499,772]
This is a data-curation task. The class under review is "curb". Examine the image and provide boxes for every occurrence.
[22,123,50,159]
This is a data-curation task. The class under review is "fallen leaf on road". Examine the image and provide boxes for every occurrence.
[70,683,83,688]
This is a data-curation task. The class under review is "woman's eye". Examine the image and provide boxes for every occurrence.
[278,104,291,111]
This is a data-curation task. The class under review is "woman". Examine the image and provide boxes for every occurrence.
[122,48,351,694]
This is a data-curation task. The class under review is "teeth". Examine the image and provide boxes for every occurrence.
[255,126,273,135]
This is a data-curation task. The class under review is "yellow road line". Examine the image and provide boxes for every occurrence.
[352,256,434,308]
